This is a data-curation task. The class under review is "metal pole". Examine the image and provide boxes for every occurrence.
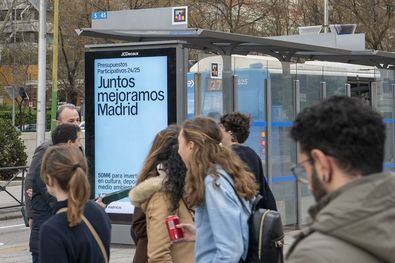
[233,75,238,112]
[320,81,327,100]
[294,79,302,229]
[392,84,395,163]
[12,6,16,126]
[12,88,15,126]
[37,0,47,146]
[295,80,301,115]
[21,169,25,205]
[222,55,234,114]
[345,83,351,97]
[371,82,378,109]
[176,46,187,124]
[194,73,201,116]
[324,0,329,33]
[50,0,59,130]
[265,77,272,188]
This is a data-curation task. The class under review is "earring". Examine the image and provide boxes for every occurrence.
[322,173,329,182]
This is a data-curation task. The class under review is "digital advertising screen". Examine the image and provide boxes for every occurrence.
[85,47,177,216]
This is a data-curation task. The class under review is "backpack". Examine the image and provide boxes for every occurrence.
[220,175,284,263]
[243,195,284,263]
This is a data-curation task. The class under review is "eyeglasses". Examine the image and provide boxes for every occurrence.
[290,159,312,184]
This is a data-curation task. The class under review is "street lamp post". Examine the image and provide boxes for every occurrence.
[36,0,47,146]
[324,0,329,33]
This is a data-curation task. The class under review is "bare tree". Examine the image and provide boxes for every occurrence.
[54,0,107,103]
[331,0,395,50]
[53,0,180,104]
[185,0,276,34]
[0,0,17,39]
[294,0,323,26]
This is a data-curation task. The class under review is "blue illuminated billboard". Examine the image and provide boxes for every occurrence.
[85,47,177,215]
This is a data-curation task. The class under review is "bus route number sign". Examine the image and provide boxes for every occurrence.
[91,12,108,20]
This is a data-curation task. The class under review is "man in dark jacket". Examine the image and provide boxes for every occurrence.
[219,112,277,210]
[287,96,395,262]
[25,104,80,263]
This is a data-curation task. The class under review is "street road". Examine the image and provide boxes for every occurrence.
[0,217,135,263]
[0,217,295,262]
[0,218,30,262]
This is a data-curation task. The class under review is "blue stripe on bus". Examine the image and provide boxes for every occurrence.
[272,122,293,127]
[253,119,395,126]
[272,175,296,183]
[251,121,293,127]
[384,163,395,168]
[251,121,267,127]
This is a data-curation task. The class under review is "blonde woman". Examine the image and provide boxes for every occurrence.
[178,117,257,263]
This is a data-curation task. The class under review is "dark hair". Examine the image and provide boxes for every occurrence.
[182,117,257,207]
[137,125,187,212]
[290,96,385,176]
[52,123,81,145]
[220,112,251,143]
[56,104,77,121]
[162,144,187,213]
[41,144,90,227]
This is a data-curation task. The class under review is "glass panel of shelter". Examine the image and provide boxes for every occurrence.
[233,55,267,164]
[187,53,224,120]
[187,53,395,227]
[268,61,296,225]
[376,69,395,172]
[294,62,324,225]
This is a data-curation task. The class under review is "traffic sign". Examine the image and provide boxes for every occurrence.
[4,86,16,100]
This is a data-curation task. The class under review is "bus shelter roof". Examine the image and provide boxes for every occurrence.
[76,28,394,69]
[293,50,395,69]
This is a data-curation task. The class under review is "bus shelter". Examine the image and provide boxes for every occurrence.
[78,7,395,230]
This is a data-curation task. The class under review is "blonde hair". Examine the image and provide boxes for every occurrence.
[41,144,90,227]
[181,117,257,207]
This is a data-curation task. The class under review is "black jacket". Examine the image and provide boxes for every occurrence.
[25,141,52,219]
[39,200,111,263]
[232,144,277,210]
[29,141,56,253]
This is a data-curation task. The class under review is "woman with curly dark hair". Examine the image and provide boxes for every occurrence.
[129,125,194,263]
[220,112,277,210]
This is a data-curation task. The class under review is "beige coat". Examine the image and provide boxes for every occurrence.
[130,171,195,263]
[286,173,395,263]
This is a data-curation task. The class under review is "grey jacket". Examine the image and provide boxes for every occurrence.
[287,173,395,263]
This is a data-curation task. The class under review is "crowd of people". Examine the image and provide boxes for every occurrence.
[24,96,395,263]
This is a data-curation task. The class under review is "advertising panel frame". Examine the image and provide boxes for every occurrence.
[85,43,182,227]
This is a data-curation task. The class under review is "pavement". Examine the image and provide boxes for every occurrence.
[0,181,299,262]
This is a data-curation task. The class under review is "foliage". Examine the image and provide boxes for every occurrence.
[330,0,395,50]
[0,105,52,131]
[0,118,27,180]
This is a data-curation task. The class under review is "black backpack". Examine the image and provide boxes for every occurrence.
[243,195,284,263]
[221,175,284,263]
